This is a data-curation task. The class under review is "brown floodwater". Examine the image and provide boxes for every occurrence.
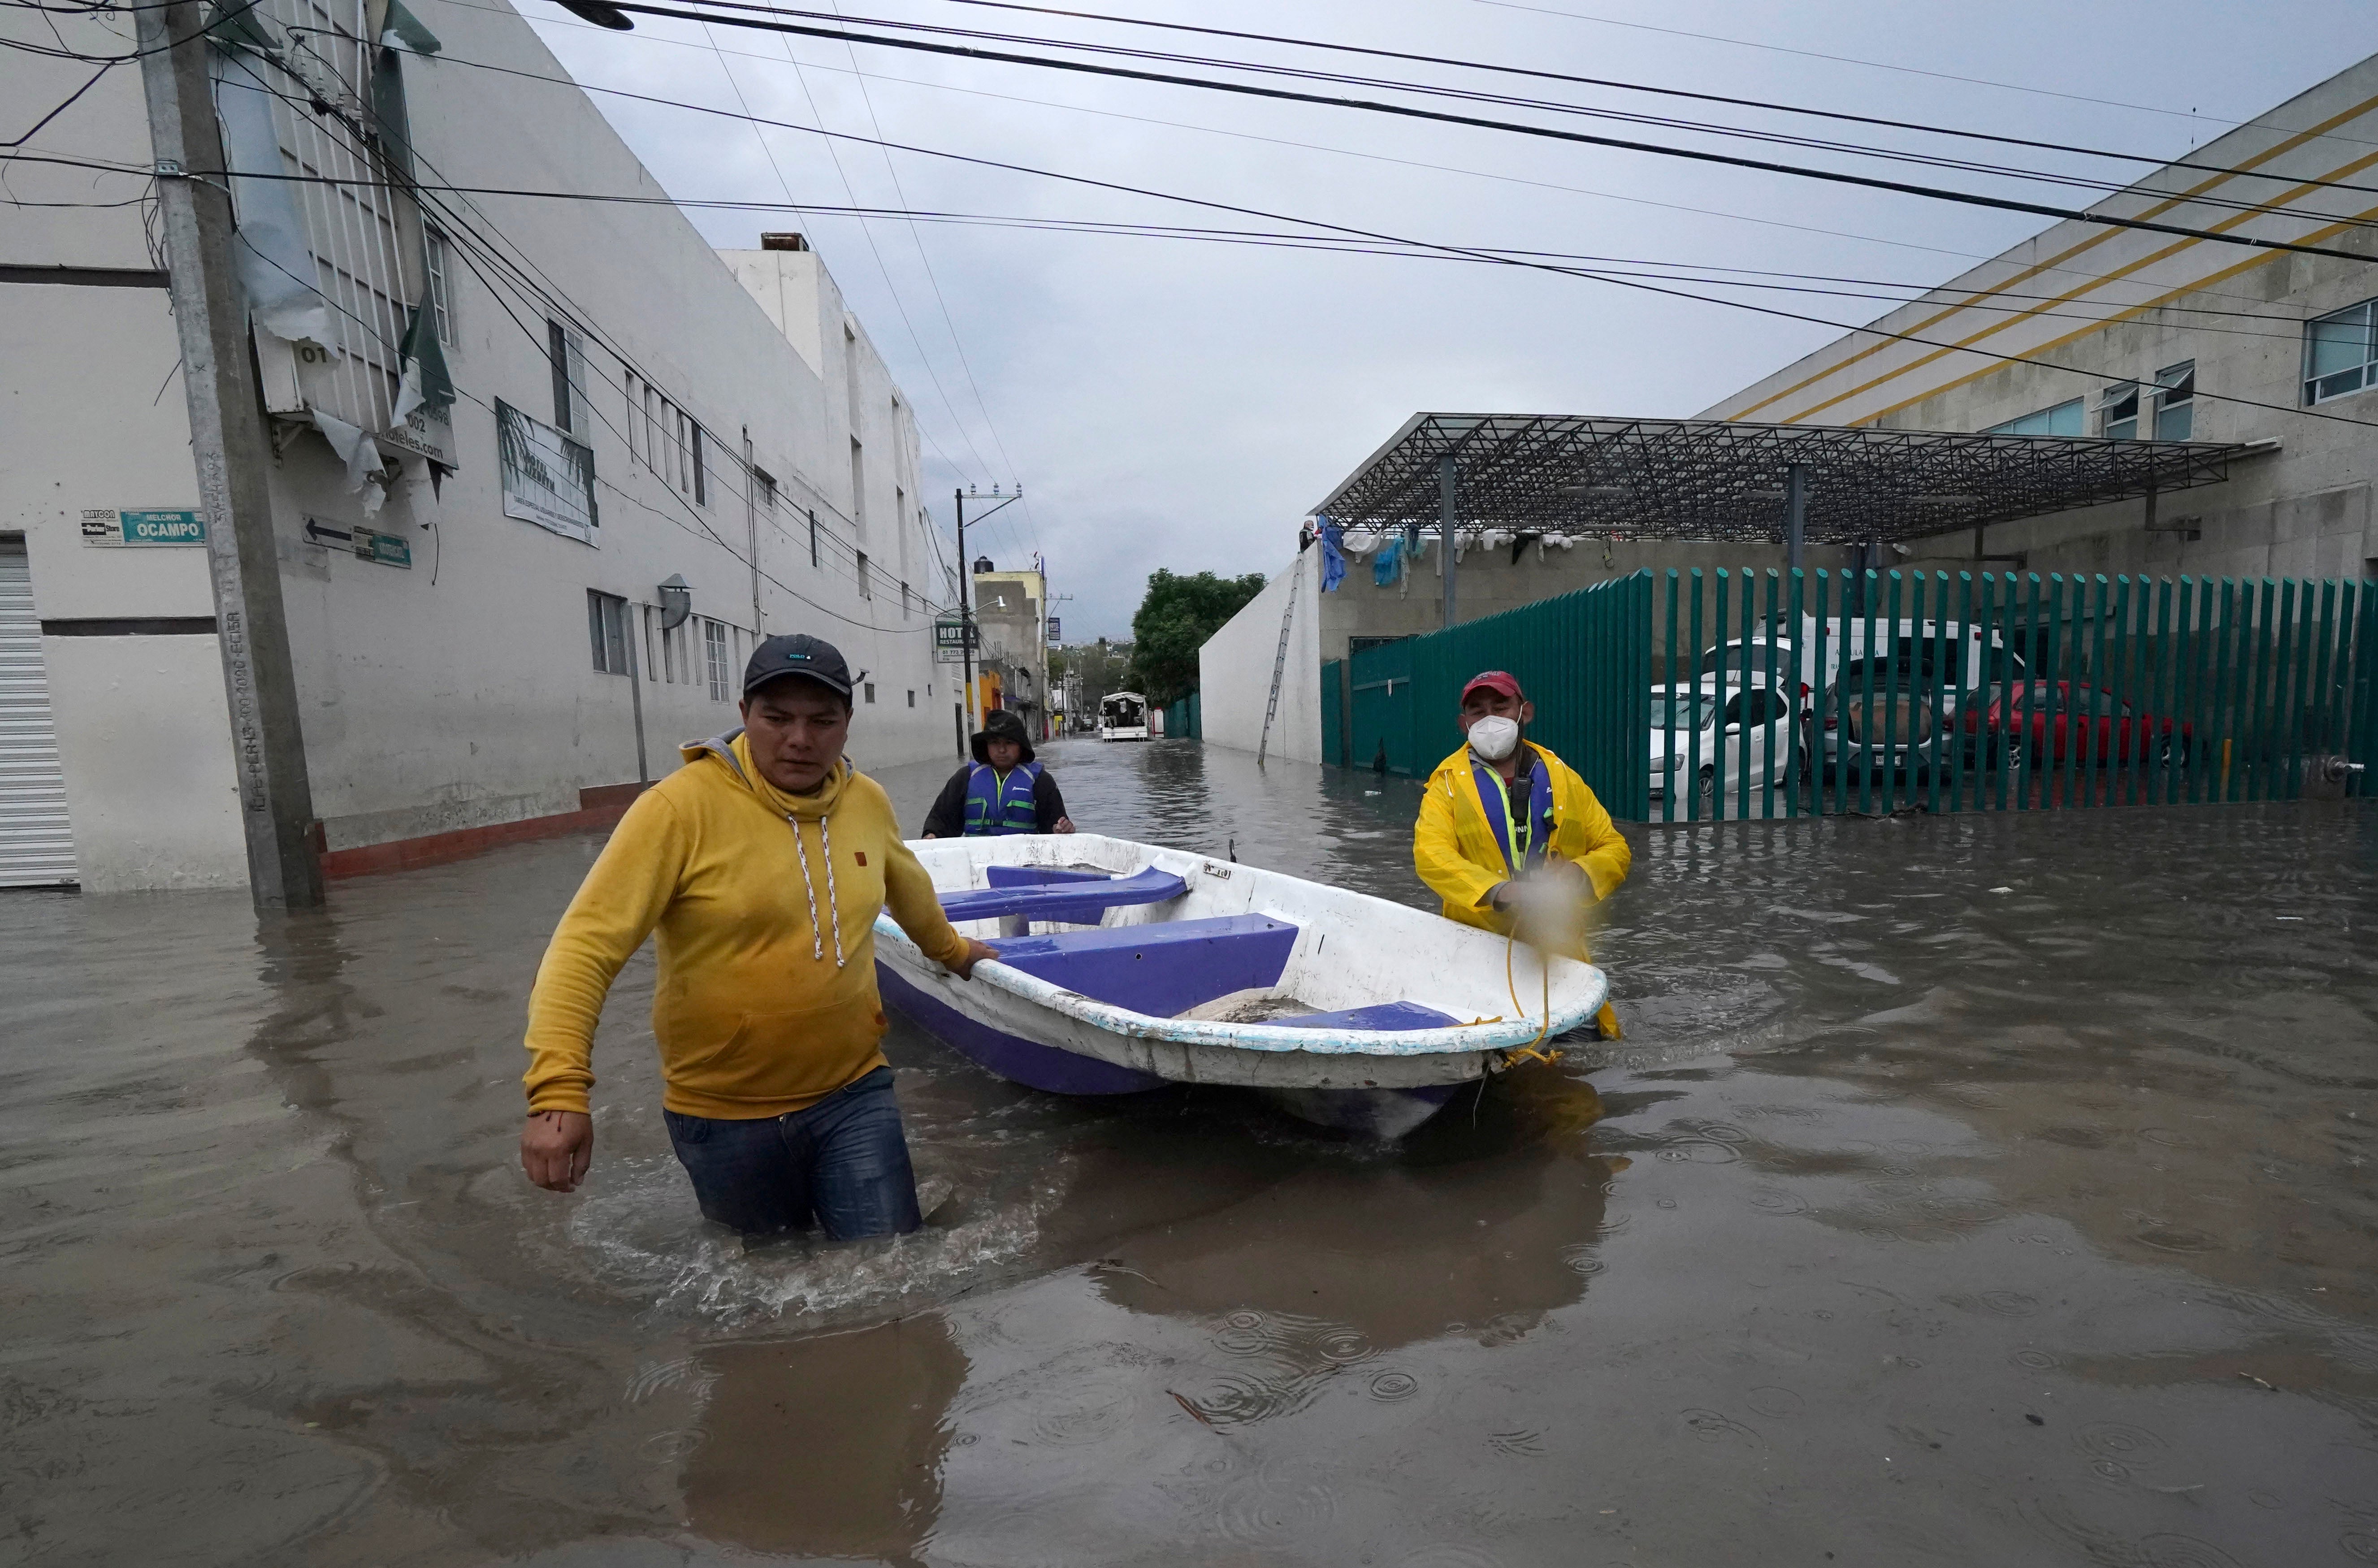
[4,737,2376,1567]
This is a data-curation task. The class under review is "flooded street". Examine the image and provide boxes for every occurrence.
[7,736,2378,1567]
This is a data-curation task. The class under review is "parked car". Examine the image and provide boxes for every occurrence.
[1959,680,2192,768]
[1703,617,2025,696]
[1816,654,1960,784]
[1649,677,1801,808]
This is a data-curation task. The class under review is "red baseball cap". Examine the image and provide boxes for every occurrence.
[1460,670,1523,703]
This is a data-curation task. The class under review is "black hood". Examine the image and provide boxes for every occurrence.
[970,708,1036,765]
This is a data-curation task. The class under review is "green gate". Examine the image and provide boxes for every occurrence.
[1320,566,2375,824]
[1337,572,1650,815]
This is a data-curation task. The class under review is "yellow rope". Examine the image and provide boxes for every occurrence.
[1501,922,1559,1068]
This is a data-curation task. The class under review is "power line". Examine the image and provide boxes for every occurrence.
[585,0,2378,229]
[558,0,2378,264]
[914,0,2378,201]
[207,45,959,631]
[1463,0,2335,139]
[495,0,2305,313]
[816,0,1041,562]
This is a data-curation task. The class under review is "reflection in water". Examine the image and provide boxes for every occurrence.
[686,1314,966,1565]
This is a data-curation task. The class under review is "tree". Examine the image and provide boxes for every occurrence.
[1128,568,1268,705]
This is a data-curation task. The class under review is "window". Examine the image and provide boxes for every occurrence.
[423,225,455,347]
[642,604,658,681]
[900,580,911,620]
[857,550,871,599]
[906,689,916,707]
[863,682,877,704]
[703,619,730,701]
[2304,299,2377,403]
[586,590,630,675]
[1984,398,2083,437]
[2153,360,2194,441]
[2098,381,2139,441]
[643,382,663,472]
[754,468,777,518]
[849,437,866,533]
[548,319,587,436]
[808,508,820,569]
[690,420,707,506]
[624,373,642,464]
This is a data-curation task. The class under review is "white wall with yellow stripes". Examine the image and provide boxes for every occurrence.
[1701,52,2378,587]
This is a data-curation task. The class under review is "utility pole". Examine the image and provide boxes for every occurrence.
[137,2,322,911]
[954,483,1022,735]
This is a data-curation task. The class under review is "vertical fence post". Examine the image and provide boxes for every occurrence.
[1687,570,1704,824]
[1663,569,1679,826]
[1788,567,1807,819]
[1815,570,1837,816]
[1761,569,1780,821]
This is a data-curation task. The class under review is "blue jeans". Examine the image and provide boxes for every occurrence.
[662,1066,923,1239]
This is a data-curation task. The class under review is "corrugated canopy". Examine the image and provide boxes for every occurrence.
[1314,413,2258,545]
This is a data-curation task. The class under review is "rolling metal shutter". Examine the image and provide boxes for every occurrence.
[0,538,77,887]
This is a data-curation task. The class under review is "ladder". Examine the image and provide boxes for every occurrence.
[1256,559,1304,767]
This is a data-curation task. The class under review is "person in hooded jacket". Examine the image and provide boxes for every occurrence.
[518,634,997,1239]
[920,708,1075,838]
[1412,669,1629,1039]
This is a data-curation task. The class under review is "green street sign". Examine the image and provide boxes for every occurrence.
[81,508,206,546]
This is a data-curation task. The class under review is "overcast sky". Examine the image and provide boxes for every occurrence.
[517,0,2374,639]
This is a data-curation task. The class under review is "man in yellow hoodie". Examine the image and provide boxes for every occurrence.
[520,633,995,1238]
[1413,670,1629,1039]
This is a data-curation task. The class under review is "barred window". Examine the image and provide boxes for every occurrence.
[704,619,731,701]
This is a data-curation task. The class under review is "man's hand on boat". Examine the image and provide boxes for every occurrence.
[521,1109,593,1193]
[948,937,1000,979]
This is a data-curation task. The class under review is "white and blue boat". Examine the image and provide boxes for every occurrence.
[874,834,1610,1139]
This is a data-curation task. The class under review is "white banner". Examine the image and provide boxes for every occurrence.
[497,399,598,545]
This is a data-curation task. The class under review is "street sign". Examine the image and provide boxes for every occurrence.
[81,507,206,546]
[933,616,976,664]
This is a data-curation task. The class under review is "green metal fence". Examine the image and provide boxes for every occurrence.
[1161,692,1201,740]
[1331,572,1651,815]
[1321,567,2376,823]
[1647,568,2377,823]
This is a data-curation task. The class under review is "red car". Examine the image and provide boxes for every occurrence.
[1961,680,2192,767]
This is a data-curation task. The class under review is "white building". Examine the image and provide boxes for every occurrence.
[2,0,959,892]
[1701,52,2378,584]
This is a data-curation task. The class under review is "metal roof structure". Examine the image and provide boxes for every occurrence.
[1313,413,2261,545]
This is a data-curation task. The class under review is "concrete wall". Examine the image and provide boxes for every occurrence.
[1317,534,1861,662]
[1199,547,1322,762]
[0,0,960,888]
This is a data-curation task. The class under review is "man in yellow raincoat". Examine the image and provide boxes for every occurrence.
[1413,670,1629,1038]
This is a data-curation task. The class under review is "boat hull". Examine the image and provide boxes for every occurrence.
[876,833,1610,1140]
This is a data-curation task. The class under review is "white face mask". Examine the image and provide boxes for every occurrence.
[1467,714,1521,762]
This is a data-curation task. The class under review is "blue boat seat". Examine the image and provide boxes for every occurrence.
[939,864,1187,925]
[992,914,1297,1018]
[1266,1001,1461,1032]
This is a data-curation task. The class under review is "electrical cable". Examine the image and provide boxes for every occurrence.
[589,0,2378,227]
[235,32,938,609]
[204,49,962,633]
[817,0,1040,560]
[905,0,2378,203]
[478,0,2312,316]
[693,13,996,491]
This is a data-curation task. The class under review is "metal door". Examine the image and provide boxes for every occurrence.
[0,538,77,887]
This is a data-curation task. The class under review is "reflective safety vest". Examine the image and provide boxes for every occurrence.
[1470,757,1556,874]
[963,761,1042,835]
